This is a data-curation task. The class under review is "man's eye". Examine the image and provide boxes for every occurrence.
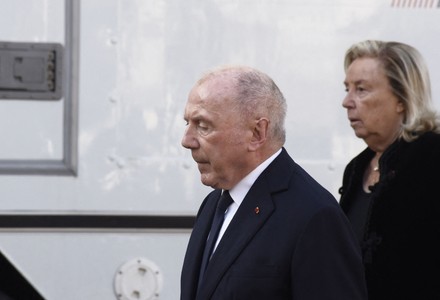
[197,124,210,134]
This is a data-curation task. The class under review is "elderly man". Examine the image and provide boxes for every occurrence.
[180,65,367,300]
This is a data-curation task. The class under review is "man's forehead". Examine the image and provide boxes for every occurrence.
[196,83,211,100]
[197,77,229,99]
[185,87,227,120]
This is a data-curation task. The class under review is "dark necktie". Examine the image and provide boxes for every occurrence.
[197,190,233,290]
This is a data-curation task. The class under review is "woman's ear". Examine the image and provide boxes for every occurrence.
[396,101,405,113]
[249,118,269,151]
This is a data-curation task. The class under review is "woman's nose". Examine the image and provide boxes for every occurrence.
[342,90,353,109]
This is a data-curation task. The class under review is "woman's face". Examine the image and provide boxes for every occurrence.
[343,57,405,151]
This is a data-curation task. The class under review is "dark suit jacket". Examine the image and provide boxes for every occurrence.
[181,148,367,300]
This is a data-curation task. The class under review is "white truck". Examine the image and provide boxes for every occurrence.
[0,0,439,299]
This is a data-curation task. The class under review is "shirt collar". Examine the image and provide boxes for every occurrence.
[228,148,282,206]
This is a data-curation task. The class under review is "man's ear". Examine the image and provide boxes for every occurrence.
[249,118,269,151]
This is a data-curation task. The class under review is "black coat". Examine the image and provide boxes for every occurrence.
[182,148,367,300]
[339,132,440,300]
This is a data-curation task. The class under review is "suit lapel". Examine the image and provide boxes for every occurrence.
[182,190,221,299]
[197,149,293,299]
[197,186,274,299]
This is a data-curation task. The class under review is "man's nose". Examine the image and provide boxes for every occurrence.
[181,126,199,149]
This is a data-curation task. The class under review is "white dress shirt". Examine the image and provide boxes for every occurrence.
[212,148,282,252]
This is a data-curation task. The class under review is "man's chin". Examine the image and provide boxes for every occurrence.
[353,130,367,139]
[200,174,217,189]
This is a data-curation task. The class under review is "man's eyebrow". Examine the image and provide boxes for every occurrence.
[184,111,205,123]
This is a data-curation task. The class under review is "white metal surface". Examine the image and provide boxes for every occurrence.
[0,0,439,299]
